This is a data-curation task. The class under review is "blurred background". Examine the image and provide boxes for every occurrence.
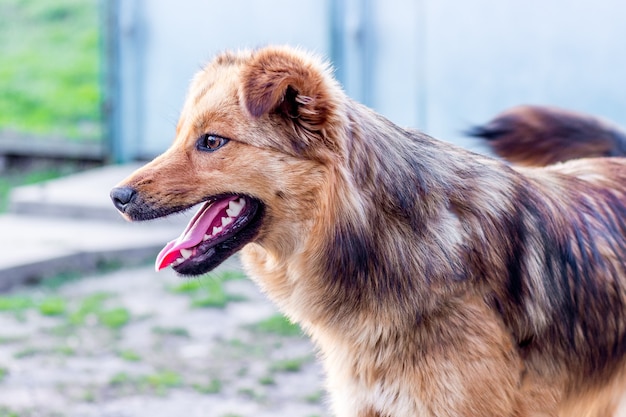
[3,0,626,165]
[107,0,626,160]
[1,1,626,416]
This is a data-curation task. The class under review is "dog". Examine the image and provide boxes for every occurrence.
[111,46,626,416]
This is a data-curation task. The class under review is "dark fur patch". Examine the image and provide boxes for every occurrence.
[494,180,626,384]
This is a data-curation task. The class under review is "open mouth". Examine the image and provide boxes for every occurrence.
[155,195,264,275]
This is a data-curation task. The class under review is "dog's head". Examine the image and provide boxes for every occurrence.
[110,46,345,275]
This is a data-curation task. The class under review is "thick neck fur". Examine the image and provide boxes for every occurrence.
[248,101,517,330]
[313,103,515,312]
[311,103,481,317]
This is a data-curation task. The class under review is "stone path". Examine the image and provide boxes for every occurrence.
[0,259,328,417]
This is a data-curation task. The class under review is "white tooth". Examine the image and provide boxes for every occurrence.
[202,234,211,241]
[221,217,233,227]
[226,199,245,217]
[180,249,192,259]
[212,226,223,235]
[172,258,184,266]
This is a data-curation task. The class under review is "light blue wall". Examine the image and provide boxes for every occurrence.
[115,0,331,159]
[422,0,626,150]
[113,0,626,160]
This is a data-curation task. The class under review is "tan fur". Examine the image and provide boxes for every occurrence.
[112,46,626,416]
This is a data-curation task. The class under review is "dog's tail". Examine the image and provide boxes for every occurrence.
[468,105,626,167]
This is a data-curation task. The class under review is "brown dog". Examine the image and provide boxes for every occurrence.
[111,47,626,416]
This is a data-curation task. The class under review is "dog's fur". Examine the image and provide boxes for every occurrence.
[468,105,626,167]
[112,47,626,416]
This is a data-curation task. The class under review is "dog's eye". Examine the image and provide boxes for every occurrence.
[197,134,229,152]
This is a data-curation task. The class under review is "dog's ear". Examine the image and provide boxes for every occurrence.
[239,47,338,136]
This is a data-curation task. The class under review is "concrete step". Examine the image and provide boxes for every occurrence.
[9,163,143,221]
[0,163,195,291]
[0,214,184,290]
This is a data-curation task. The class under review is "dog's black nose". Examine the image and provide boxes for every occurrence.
[110,186,136,213]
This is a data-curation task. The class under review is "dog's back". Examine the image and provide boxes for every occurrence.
[471,106,626,416]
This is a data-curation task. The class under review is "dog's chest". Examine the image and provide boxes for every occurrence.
[318,331,433,417]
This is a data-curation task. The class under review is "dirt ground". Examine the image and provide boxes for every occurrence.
[0,257,329,417]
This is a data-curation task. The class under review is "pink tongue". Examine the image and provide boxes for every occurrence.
[155,196,237,271]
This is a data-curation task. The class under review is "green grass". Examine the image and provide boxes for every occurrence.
[82,389,96,403]
[38,296,66,316]
[258,375,276,386]
[117,349,142,362]
[189,280,245,308]
[0,291,132,332]
[98,307,131,329]
[68,292,111,325]
[68,292,132,330]
[0,407,19,417]
[152,326,190,338]
[169,270,247,309]
[217,270,247,281]
[109,370,184,396]
[38,270,83,290]
[109,371,133,386]
[192,378,222,394]
[270,356,310,373]
[237,387,266,402]
[13,347,40,359]
[141,370,182,394]
[13,345,74,359]
[54,345,76,356]
[251,314,302,337]
[191,279,230,308]
[0,0,102,140]
[0,336,27,345]
[170,270,246,294]
[304,390,324,404]
[0,295,34,312]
